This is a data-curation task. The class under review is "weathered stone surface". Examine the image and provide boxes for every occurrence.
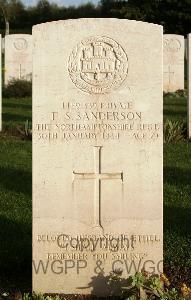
[4,34,32,84]
[32,19,163,295]
[188,34,191,138]
[163,34,184,92]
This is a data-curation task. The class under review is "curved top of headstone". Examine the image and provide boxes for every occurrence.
[32,18,163,33]
[5,33,32,39]
[163,34,184,53]
[163,34,184,46]
[164,34,184,37]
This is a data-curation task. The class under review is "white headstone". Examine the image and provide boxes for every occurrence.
[4,34,32,84]
[33,19,163,296]
[188,34,191,138]
[163,34,184,92]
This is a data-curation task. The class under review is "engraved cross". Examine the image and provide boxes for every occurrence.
[73,146,123,231]
[19,64,25,79]
[164,65,174,86]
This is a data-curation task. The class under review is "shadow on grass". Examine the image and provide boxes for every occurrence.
[164,205,191,286]
[164,166,191,187]
[0,166,31,197]
[0,215,32,291]
[77,272,127,297]
[3,102,32,110]
[163,109,187,119]
[2,113,32,123]
[164,102,186,107]
[164,205,191,234]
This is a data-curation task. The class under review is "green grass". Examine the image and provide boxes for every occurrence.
[0,138,32,290]
[0,97,32,290]
[2,97,32,133]
[0,93,191,291]
[164,92,187,124]
[164,142,191,286]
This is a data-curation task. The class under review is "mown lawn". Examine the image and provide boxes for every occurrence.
[0,138,32,290]
[0,97,32,290]
[2,97,32,134]
[163,92,191,286]
[164,91,187,124]
[0,94,190,291]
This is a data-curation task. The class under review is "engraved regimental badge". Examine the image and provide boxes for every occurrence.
[164,38,181,53]
[13,38,28,51]
[68,36,128,94]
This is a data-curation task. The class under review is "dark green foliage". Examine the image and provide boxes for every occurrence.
[100,0,191,36]
[107,272,185,300]
[3,79,32,98]
[164,120,185,143]
[16,120,32,140]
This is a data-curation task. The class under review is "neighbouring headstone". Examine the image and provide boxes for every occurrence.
[0,35,2,131]
[33,19,163,295]
[188,34,191,138]
[163,34,184,92]
[4,34,32,84]
[185,38,188,60]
